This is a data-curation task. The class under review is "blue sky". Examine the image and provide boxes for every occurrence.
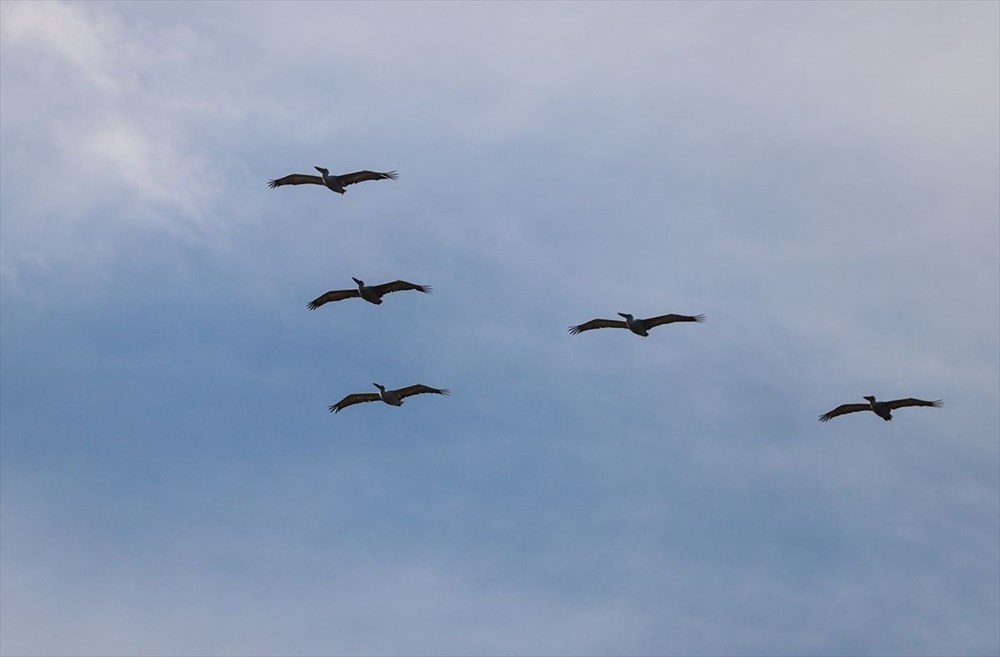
[1,1,998,655]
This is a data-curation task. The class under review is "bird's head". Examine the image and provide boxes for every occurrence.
[352,277,365,287]
[372,383,386,392]
[863,395,877,403]
[617,312,634,320]
[314,166,329,175]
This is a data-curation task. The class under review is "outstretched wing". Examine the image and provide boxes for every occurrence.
[885,398,943,411]
[370,280,432,296]
[329,393,381,414]
[818,403,870,422]
[393,384,450,400]
[568,318,628,335]
[268,173,324,188]
[307,288,361,310]
[337,170,398,187]
[642,313,706,328]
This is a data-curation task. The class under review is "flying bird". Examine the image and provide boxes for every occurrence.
[329,383,450,414]
[569,312,705,337]
[308,277,431,310]
[268,166,398,194]
[819,396,943,422]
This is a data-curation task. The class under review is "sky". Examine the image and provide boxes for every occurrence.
[1,1,998,655]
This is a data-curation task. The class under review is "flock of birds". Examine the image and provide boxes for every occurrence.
[268,164,943,423]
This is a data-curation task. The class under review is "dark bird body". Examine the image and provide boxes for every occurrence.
[329,383,450,414]
[268,166,398,194]
[308,277,431,310]
[569,312,705,336]
[819,396,942,422]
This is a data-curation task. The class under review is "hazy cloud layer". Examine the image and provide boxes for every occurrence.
[2,2,997,656]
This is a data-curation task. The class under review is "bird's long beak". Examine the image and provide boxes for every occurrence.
[314,166,328,174]
[617,312,628,318]
[352,277,363,286]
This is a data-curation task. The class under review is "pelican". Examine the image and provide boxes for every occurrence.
[308,277,431,310]
[819,396,942,422]
[569,312,705,337]
[329,383,450,414]
[268,167,398,194]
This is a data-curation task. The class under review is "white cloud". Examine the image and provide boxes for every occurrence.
[2,2,997,655]
[0,1,123,91]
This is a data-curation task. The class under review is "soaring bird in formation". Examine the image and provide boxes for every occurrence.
[264,161,946,427]
[329,383,450,414]
[268,166,398,194]
[308,277,431,310]
[819,396,942,422]
[569,312,705,337]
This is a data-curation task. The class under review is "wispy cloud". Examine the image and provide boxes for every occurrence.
[2,2,997,656]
